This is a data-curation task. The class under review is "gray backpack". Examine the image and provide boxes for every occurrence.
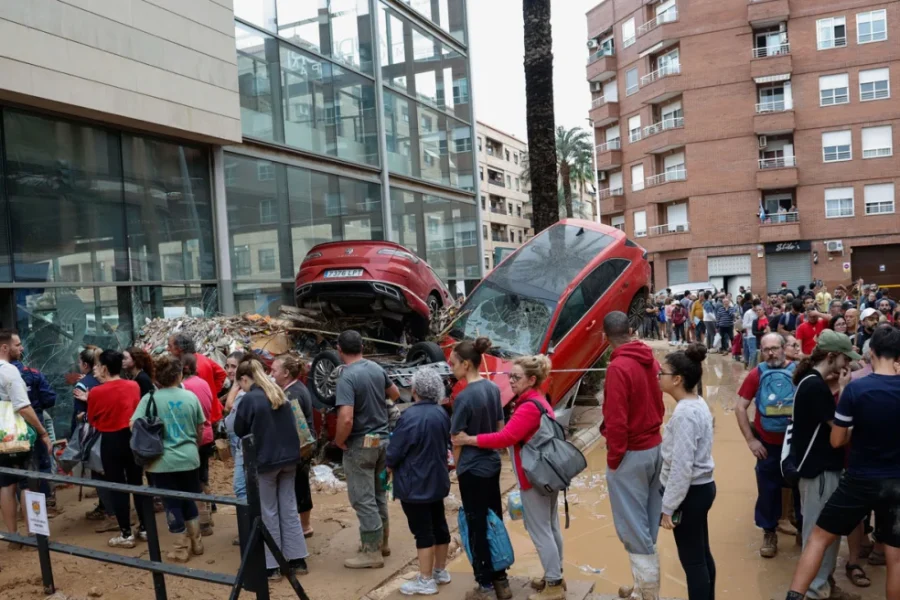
[519,400,587,528]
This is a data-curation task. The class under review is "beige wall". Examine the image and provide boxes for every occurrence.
[0,0,241,144]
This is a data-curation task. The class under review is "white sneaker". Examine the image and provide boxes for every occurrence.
[668,341,675,346]
[432,568,452,585]
[108,534,136,549]
[138,530,148,541]
[400,575,438,596]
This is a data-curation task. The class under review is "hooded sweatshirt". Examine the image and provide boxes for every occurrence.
[601,340,665,470]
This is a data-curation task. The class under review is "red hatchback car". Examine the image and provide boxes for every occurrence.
[295,240,453,339]
[444,220,651,412]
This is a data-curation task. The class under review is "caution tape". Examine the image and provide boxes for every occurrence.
[480,367,608,376]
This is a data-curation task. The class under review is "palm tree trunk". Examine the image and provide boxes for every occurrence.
[561,161,573,219]
[523,0,558,234]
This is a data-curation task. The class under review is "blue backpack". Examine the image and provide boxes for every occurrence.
[755,362,797,433]
[458,508,514,571]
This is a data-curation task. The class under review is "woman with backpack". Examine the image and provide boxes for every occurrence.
[453,355,564,600]
[658,343,716,600]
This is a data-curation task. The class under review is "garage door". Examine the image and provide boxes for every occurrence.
[708,255,751,277]
[667,259,689,286]
[852,244,900,288]
[766,253,811,294]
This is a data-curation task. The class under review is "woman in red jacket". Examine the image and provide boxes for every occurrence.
[453,355,564,600]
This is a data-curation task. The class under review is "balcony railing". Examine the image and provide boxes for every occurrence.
[649,222,690,236]
[596,139,622,153]
[598,187,624,199]
[591,95,610,108]
[646,167,686,187]
[756,100,787,113]
[587,48,615,65]
[635,229,647,238]
[758,156,796,169]
[643,117,684,137]
[641,62,680,86]
[637,7,678,36]
[487,178,505,187]
[752,43,790,59]
[761,211,799,224]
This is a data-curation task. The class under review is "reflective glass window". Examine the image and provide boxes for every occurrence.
[397,0,467,43]
[234,0,277,31]
[0,130,9,281]
[234,283,294,316]
[236,23,278,142]
[276,0,374,74]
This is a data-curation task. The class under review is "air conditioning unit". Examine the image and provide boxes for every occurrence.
[825,240,844,253]
[675,224,686,233]
[590,81,603,92]
[587,39,599,49]
[598,171,607,181]
[758,135,768,149]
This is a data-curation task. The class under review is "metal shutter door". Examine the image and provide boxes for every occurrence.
[766,253,811,294]
[708,255,751,276]
[667,259,689,285]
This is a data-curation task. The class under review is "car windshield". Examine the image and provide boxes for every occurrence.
[451,224,615,355]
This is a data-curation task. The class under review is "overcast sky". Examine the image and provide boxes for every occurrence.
[469,0,598,140]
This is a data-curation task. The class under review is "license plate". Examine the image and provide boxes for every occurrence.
[324,269,363,278]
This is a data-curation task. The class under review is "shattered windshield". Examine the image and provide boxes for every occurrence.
[451,224,615,355]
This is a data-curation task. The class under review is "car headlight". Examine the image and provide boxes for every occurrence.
[301,252,322,263]
[378,248,419,263]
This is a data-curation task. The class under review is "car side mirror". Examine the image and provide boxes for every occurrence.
[547,344,556,355]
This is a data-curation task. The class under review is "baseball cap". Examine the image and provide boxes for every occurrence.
[860,307,879,320]
[816,329,861,360]
[780,281,788,287]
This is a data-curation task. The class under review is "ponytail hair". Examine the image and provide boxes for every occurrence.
[792,347,830,385]
[237,357,287,410]
[665,343,707,392]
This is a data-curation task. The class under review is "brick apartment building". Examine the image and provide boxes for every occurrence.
[587,0,900,295]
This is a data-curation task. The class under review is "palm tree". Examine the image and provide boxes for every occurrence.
[523,0,558,234]
[570,145,596,219]
[556,126,592,219]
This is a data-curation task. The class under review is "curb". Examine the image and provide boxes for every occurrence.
[572,424,603,453]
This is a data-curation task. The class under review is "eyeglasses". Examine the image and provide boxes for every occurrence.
[657,370,675,379]
[761,347,783,354]
[509,373,523,382]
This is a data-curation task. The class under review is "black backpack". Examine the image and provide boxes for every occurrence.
[131,392,165,466]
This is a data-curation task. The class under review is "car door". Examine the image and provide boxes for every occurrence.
[546,258,632,402]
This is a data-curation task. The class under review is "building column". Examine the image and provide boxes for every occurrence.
[369,0,393,241]
[212,147,235,314]
[464,0,485,281]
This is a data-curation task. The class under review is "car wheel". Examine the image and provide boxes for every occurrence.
[310,349,342,406]
[628,293,646,333]
[407,341,445,365]
[427,293,441,317]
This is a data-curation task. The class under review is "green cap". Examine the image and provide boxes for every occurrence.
[816,329,861,360]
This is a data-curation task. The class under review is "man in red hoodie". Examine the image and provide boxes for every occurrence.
[601,311,665,600]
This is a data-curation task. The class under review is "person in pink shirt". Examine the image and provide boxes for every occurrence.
[182,354,215,536]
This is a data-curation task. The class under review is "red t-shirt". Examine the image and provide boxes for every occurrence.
[196,354,226,423]
[796,319,827,355]
[738,366,785,446]
[88,379,141,433]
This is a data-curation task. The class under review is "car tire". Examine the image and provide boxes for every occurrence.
[407,341,445,365]
[310,349,342,406]
[427,293,442,317]
[627,293,646,334]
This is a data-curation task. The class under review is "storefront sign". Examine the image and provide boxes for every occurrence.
[842,262,851,274]
[765,241,811,253]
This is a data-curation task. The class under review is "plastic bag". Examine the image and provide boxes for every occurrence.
[59,423,88,472]
[713,332,722,348]
[84,428,104,474]
[0,400,33,455]
[457,508,515,571]
[288,399,316,460]
[507,490,524,521]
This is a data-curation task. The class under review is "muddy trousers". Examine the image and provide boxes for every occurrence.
[607,446,663,555]
[521,488,564,582]
[343,436,389,550]
[799,471,841,600]
[458,470,508,587]
[259,465,308,570]
[672,482,717,600]
[755,441,802,532]
[150,469,200,533]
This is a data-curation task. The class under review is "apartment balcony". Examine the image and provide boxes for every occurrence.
[598,187,626,212]
[636,8,680,52]
[589,96,619,127]
[639,63,682,104]
[649,222,690,236]
[645,168,689,203]
[643,117,686,153]
[595,139,623,169]
[754,102,795,134]
[748,0,789,27]
[758,211,800,243]
[756,156,798,189]
[750,44,792,79]
[646,168,686,188]
[643,222,693,252]
[587,50,617,83]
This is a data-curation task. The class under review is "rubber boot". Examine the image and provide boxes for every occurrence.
[344,536,385,569]
[198,500,214,537]
[528,581,566,600]
[381,524,391,557]
[628,553,660,600]
[166,531,190,563]
[185,518,204,556]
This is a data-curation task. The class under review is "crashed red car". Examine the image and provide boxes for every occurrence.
[445,220,651,416]
[295,240,452,339]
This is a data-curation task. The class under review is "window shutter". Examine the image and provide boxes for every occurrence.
[860,68,889,84]
[823,130,852,146]
[606,125,621,141]
[609,171,623,189]
[862,126,892,151]
[631,164,644,190]
[664,152,685,169]
[628,115,641,130]
[634,210,647,232]
[825,187,853,201]
[819,73,849,90]
[622,18,635,41]
[865,183,894,205]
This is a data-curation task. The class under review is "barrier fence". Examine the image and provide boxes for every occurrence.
[0,435,310,600]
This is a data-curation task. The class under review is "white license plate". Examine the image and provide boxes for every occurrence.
[324,269,364,278]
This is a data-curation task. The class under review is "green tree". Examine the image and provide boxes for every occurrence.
[556,126,592,219]
[523,0,558,234]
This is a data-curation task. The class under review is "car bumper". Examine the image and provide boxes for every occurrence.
[295,279,430,320]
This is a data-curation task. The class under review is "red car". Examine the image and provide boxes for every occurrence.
[296,240,453,339]
[444,219,651,415]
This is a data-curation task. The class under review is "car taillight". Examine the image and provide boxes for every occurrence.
[378,248,419,263]
[301,252,322,263]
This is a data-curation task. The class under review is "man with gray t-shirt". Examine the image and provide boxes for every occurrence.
[334,330,400,569]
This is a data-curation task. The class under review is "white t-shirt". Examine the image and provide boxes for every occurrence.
[742,308,758,335]
[0,360,31,411]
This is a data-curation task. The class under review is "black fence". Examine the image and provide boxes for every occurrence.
[0,435,310,600]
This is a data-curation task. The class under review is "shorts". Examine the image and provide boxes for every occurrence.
[401,500,451,549]
[817,473,900,548]
[0,455,29,489]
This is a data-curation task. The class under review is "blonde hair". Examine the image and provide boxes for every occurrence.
[514,354,552,386]
[236,358,287,410]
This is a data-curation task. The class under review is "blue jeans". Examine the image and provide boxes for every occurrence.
[755,440,802,532]
[743,335,757,365]
[151,470,201,533]
[230,433,247,500]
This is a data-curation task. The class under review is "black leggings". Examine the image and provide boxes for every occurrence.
[458,470,507,587]
[99,428,147,536]
[401,500,451,549]
[672,482,717,600]
[294,460,313,514]
[674,323,685,342]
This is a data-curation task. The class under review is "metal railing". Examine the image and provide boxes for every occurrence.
[596,139,622,153]
[0,435,308,600]
[756,100,787,113]
[598,187,624,199]
[587,48,615,64]
[758,156,796,169]
[591,95,609,108]
[761,211,799,224]
[641,62,680,86]
[817,37,847,50]
[752,43,790,59]
[649,222,690,235]
[637,7,678,36]
[643,117,684,137]
[646,168,686,187]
